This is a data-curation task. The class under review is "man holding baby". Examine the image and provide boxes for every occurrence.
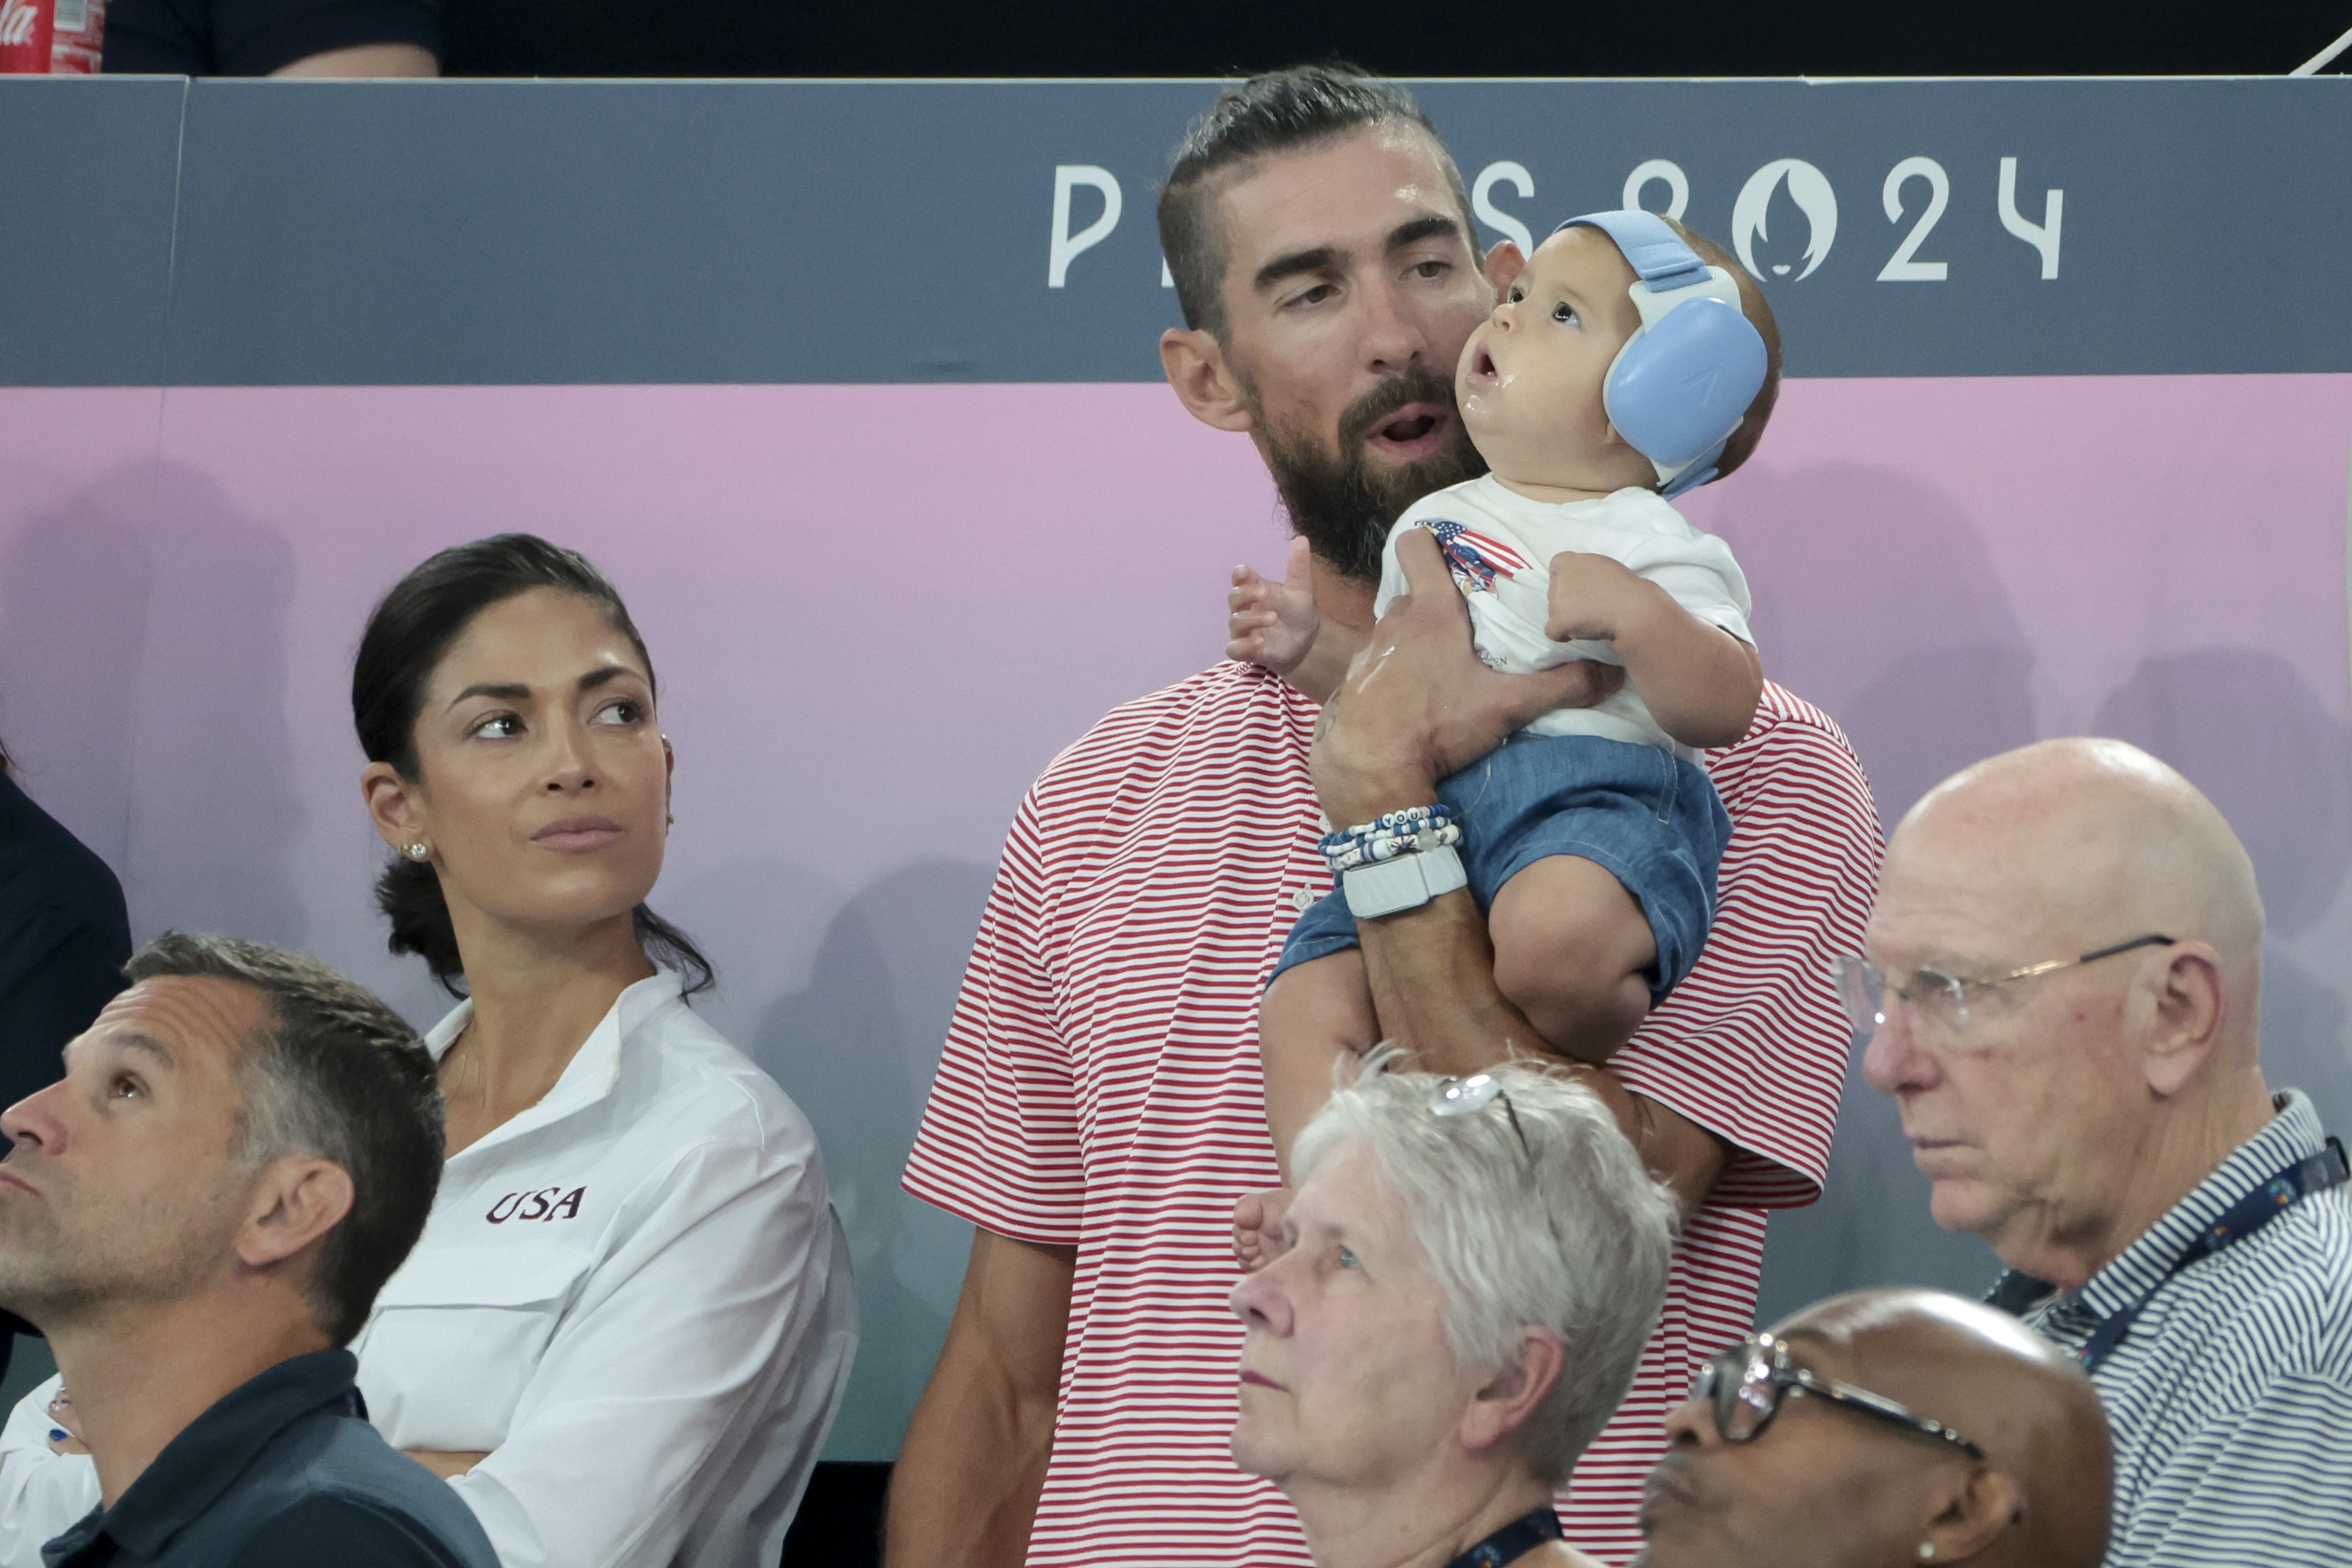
[890,65,1882,1567]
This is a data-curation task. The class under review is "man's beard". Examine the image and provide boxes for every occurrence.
[1255,366,1487,583]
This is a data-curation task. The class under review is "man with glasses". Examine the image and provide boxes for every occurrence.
[1852,737,2352,1565]
[1640,1288,2110,1567]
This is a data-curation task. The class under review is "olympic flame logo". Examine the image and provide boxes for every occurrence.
[1732,159,1840,282]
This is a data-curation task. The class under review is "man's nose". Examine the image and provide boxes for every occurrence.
[1662,1394,1718,1450]
[1358,275,1424,374]
[1,1082,68,1156]
[1860,999,1943,1096]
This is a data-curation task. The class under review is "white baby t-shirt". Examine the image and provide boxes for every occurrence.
[1377,474,1753,758]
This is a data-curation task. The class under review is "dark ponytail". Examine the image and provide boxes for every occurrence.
[352,534,714,999]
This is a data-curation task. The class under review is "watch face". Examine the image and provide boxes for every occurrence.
[1342,845,1465,920]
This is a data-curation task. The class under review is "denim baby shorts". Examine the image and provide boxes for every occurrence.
[1271,731,1732,1007]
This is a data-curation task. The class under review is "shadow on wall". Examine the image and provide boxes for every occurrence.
[1716,463,2041,1320]
[1706,460,2038,831]
[2,462,307,947]
[751,858,994,1461]
[0,469,157,871]
[2093,648,2352,1136]
[121,464,309,947]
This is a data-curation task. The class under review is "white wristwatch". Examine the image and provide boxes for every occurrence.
[1342,845,1469,919]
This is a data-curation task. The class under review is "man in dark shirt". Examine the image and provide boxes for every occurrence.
[0,747,132,1383]
[102,0,439,76]
[0,754,131,1115]
[0,932,493,1568]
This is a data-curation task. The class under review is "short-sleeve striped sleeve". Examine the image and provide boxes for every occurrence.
[901,789,1086,1245]
[1608,684,1883,1208]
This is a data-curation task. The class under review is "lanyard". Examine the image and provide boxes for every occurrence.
[1446,1506,1563,1568]
[2070,1136,2349,1371]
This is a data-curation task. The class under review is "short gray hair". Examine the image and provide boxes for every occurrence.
[125,932,444,1344]
[1292,1055,1678,1485]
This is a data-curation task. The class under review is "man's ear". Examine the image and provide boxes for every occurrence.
[1458,1326,1566,1456]
[1161,327,1254,434]
[2141,942,2228,1098]
[1484,239,1527,302]
[1919,1465,2024,1564]
[236,1155,355,1271]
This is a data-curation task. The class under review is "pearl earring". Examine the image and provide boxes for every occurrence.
[406,842,430,861]
[1917,1545,1936,1562]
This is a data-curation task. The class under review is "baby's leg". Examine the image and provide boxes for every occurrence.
[1486,855,1657,1064]
[1258,950,1379,1179]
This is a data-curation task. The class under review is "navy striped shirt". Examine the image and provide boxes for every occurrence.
[1993,1090,2352,1567]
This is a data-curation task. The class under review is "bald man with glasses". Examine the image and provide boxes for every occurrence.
[1851,738,2352,1566]
[1638,1288,2110,1568]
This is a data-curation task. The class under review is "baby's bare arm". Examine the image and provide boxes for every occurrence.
[1227,537,1370,704]
[1546,551,1760,748]
[1282,618,1368,705]
[1228,539,1322,686]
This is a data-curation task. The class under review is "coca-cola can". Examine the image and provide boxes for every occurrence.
[0,0,106,73]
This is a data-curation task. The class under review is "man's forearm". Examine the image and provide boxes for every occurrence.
[1358,890,1547,1075]
[884,1233,1074,1568]
[886,1360,1055,1568]
[1356,890,1728,1213]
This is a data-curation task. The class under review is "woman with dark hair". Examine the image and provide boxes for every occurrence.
[342,534,857,1566]
[0,537,858,1567]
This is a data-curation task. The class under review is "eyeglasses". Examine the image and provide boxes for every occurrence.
[1428,1074,1531,1159]
[1830,934,2175,1039]
[1693,1332,1983,1459]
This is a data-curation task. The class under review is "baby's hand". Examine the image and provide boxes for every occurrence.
[1232,1188,1294,1274]
[1228,537,1321,677]
[1546,550,1653,644]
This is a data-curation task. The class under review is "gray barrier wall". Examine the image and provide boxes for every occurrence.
[9,75,2352,386]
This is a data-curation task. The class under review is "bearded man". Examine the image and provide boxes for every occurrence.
[888,66,1882,1567]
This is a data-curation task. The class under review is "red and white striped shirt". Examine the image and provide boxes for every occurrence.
[903,663,1880,1566]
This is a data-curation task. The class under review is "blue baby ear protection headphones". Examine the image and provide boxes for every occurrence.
[1553,210,1769,498]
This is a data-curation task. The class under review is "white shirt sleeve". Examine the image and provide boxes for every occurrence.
[444,1134,844,1568]
[0,1376,99,1568]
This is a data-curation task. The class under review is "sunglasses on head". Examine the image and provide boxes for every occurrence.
[1692,1332,1984,1459]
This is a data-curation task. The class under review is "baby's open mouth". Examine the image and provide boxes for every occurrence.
[1472,346,1497,379]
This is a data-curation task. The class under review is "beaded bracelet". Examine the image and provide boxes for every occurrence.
[1318,804,1462,875]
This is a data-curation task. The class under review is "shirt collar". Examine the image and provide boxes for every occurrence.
[423,969,686,1164]
[2014,1089,2326,1323]
[52,1349,359,1564]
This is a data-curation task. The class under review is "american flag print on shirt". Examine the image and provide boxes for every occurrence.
[903,661,1882,1566]
[1426,517,1533,593]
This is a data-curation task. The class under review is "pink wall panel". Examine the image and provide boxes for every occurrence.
[2,375,2346,1453]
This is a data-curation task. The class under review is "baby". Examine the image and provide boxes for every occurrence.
[1238,209,1778,1075]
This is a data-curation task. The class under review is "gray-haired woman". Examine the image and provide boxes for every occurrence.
[1228,1058,1678,1568]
